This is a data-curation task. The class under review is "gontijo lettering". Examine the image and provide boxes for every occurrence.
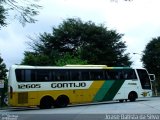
[51,82,86,88]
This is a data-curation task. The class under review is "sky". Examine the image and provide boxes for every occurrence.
[1,0,160,69]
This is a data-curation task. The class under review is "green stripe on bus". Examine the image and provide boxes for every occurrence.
[102,80,125,101]
[93,80,115,102]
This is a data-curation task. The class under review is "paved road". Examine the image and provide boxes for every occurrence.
[1,97,160,120]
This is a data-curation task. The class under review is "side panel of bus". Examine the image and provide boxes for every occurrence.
[8,66,153,108]
[8,80,125,107]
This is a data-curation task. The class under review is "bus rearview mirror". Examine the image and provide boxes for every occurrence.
[149,74,155,81]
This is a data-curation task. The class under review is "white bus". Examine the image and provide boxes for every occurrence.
[8,65,155,108]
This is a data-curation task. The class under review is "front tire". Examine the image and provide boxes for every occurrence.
[119,100,124,103]
[128,92,137,102]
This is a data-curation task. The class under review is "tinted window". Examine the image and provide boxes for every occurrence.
[15,69,24,82]
[36,69,52,81]
[54,70,69,81]
[121,69,137,79]
[137,69,151,89]
[81,70,90,80]
[105,69,120,80]
[90,70,104,80]
[105,69,137,80]
[15,68,138,82]
[70,70,81,80]
[25,70,32,81]
[15,69,35,82]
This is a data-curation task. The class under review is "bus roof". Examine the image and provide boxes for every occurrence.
[10,64,133,69]
[65,65,107,67]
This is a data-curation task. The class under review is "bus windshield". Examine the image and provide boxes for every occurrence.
[137,69,151,89]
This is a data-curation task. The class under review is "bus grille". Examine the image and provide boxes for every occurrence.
[18,92,28,104]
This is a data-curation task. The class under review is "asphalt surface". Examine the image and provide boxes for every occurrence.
[0,97,160,120]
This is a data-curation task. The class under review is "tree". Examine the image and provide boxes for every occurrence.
[0,0,134,28]
[55,53,88,66]
[142,37,160,92]
[22,18,132,66]
[21,51,53,66]
[0,54,8,106]
[0,0,41,27]
[0,55,7,80]
[0,5,6,27]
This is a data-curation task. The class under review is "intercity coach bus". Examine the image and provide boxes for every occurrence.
[8,65,155,109]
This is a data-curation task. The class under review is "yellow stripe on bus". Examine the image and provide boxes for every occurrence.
[10,81,105,106]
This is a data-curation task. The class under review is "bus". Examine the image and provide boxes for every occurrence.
[8,65,155,109]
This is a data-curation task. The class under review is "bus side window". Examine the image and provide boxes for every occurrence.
[106,69,124,80]
[52,71,55,81]
[126,69,137,79]
[15,69,25,82]
[56,75,61,81]
[70,70,81,81]
[25,70,32,82]
[131,70,137,79]
[81,70,90,80]
[55,70,69,81]
[36,69,52,82]
[90,70,104,80]
[106,70,115,80]
[105,71,110,80]
[115,71,120,80]
[107,70,118,80]
[16,69,35,82]
[55,72,62,81]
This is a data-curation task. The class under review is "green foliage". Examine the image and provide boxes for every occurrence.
[0,0,41,27]
[0,54,8,106]
[22,18,132,66]
[0,55,8,79]
[21,52,54,66]
[0,5,6,27]
[55,53,88,66]
[142,37,160,87]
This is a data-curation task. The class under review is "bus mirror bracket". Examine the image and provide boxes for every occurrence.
[149,74,155,81]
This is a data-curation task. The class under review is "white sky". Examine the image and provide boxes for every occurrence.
[1,0,160,69]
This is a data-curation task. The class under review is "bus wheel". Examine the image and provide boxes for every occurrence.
[119,100,124,103]
[40,96,54,109]
[54,95,69,108]
[128,92,137,102]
